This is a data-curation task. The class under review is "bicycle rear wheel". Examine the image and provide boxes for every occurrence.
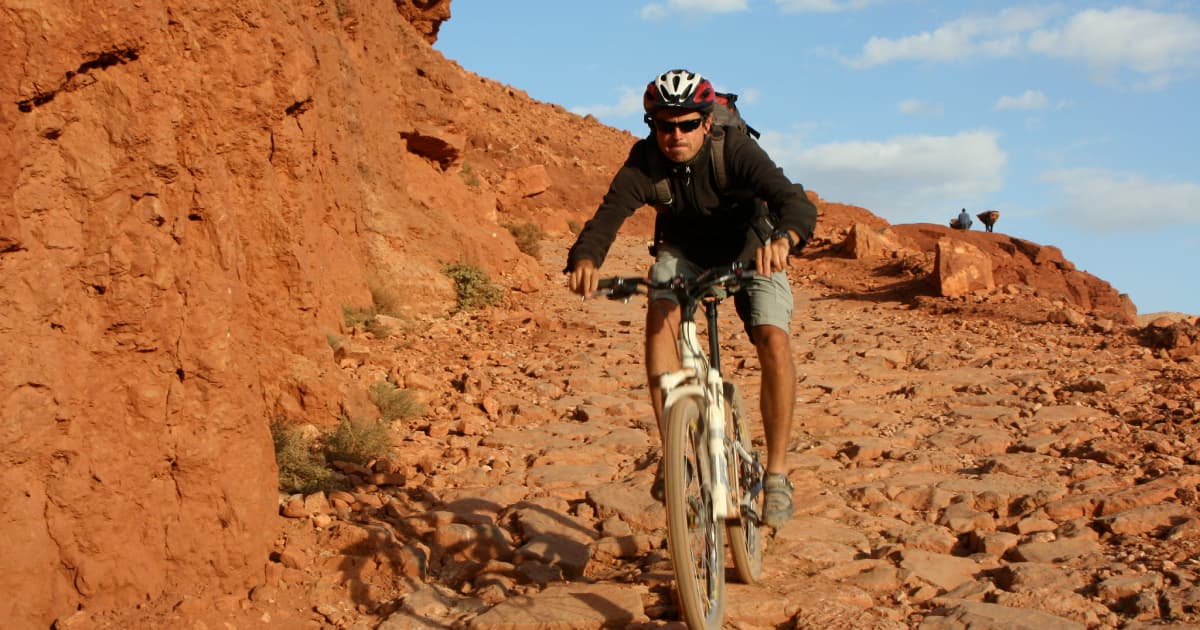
[664,394,725,629]
[724,382,764,583]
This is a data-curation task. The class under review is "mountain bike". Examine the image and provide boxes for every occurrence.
[598,263,766,629]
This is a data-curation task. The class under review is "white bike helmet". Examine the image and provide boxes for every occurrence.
[643,69,715,113]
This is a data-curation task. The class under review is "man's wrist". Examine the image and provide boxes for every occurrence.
[770,229,796,250]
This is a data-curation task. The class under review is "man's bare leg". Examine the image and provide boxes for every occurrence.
[752,324,795,475]
[645,298,681,438]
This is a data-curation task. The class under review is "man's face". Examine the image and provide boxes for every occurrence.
[651,110,711,163]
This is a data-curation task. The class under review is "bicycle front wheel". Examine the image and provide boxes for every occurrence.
[664,394,725,629]
[724,381,764,584]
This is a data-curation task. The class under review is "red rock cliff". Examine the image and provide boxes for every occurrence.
[0,1,635,626]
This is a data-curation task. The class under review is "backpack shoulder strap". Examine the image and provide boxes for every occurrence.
[648,152,673,206]
[710,126,728,192]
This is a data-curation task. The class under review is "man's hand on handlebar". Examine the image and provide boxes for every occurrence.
[755,231,794,276]
[567,259,600,297]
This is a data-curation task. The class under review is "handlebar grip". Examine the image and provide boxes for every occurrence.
[597,276,645,300]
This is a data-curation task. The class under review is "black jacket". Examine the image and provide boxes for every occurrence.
[566,129,817,271]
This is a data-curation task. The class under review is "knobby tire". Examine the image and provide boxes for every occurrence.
[664,395,724,629]
[723,382,764,583]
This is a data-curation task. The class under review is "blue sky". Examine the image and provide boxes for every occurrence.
[436,1,1200,315]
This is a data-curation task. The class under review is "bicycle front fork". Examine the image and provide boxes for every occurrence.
[659,370,734,521]
[705,371,731,521]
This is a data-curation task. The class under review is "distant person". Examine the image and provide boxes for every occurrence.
[977,210,999,233]
[565,68,818,528]
[951,208,972,230]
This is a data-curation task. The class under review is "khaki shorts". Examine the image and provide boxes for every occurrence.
[648,246,793,336]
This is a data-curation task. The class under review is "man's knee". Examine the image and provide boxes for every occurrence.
[751,325,791,356]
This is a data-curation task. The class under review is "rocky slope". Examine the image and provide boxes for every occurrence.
[1,1,1196,628]
[62,233,1200,629]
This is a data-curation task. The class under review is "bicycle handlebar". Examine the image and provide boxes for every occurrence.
[595,262,757,303]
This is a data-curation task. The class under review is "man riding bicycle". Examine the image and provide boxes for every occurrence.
[565,68,818,528]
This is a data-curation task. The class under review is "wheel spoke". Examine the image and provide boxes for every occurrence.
[665,396,724,628]
[724,382,764,584]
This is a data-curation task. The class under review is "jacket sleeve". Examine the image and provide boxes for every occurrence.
[724,133,818,247]
[565,142,655,272]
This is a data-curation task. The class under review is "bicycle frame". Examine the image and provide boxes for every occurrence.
[596,264,766,627]
[660,295,733,521]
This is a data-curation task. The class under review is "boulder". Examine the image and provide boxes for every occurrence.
[935,238,995,297]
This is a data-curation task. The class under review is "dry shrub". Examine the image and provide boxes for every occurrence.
[270,419,334,494]
[442,261,503,312]
[369,278,405,316]
[460,162,482,188]
[342,304,377,328]
[364,318,391,339]
[503,221,547,258]
[370,380,424,422]
[343,302,391,338]
[321,415,391,466]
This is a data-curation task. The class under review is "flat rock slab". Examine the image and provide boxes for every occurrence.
[920,599,1087,630]
[465,583,647,629]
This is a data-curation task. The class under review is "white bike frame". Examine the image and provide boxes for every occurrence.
[660,318,732,521]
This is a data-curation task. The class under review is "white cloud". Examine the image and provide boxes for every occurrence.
[570,87,644,119]
[898,98,943,116]
[1041,168,1200,231]
[1027,8,1200,89]
[674,0,747,9]
[846,7,1052,68]
[641,0,747,19]
[774,0,880,12]
[994,90,1048,111]
[845,6,1200,89]
[640,4,668,20]
[762,130,1006,222]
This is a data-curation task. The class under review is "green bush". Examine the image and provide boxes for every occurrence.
[271,419,335,494]
[503,221,547,258]
[442,261,503,312]
[370,380,425,422]
[321,415,392,466]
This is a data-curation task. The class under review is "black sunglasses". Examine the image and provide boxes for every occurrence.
[645,114,706,134]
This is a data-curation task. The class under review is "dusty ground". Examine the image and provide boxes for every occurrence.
[61,231,1200,630]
